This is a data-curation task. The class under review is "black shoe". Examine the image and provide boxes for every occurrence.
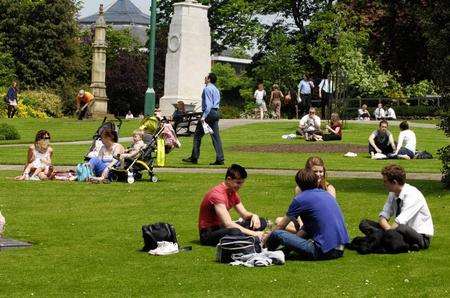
[182,157,198,164]
[209,160,224,165]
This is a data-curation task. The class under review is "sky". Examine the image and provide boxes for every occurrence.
[79,0,150,17]
[78,0,283,25]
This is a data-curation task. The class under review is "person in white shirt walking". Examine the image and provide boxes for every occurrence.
[359,164,433,250]
[393,121,416,159]
[374,103,386,120]
[254,83,267,120]
[318,74,334,119]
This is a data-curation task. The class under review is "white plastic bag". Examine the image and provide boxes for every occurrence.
[202,122,214,135]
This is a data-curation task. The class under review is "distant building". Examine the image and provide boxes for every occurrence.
[78,0,149,45]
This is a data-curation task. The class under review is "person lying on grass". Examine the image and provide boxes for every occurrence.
[198,164,268,246]
[15,130,53,181]
[359,164,433,250]
[275,156,336,233]
[88,128,124,182]
[264,169,349,260]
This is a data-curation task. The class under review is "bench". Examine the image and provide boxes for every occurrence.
[174,112,202,136]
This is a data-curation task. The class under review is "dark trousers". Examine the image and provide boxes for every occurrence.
[321,92,333,119]
[368,141,394,155]
[323,134,341,141]
[301,93,311,114]
[78,106,88,120]
[199,218,268,246]
[7,104,17,118]
[191,109,224,162]
[359,219,430,249]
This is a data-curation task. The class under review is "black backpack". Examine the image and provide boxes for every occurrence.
[141,222,178,252]
[216,235,262,263]
[415,151,433,159]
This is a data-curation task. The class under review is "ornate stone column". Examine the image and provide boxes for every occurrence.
[160,0,211,116]
[90,4,109,117]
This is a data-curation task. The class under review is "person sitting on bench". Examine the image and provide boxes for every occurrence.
[368,120,396,157]
[198,164,267,246]
[359,164,433,250]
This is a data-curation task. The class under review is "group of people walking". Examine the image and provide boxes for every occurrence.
[254,74,335,120]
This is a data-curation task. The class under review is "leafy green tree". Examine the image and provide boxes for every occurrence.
[0,0,83,89]
[155,0,263,53]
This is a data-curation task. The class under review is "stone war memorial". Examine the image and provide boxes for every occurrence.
[160,0,211,116]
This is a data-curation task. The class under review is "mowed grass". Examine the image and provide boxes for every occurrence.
[0,118,141,144]
[0,171,449,296]
[0,120,446,173]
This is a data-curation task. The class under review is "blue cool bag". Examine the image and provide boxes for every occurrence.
[76,163,93,181]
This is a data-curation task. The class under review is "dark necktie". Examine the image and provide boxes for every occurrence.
[395,198,402,217]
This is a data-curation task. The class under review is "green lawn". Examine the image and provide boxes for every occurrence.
[0,118,141,144]
[0,121,446,173]
[0,172,448,296]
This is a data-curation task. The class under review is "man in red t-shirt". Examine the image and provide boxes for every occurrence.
[198,164,268,246]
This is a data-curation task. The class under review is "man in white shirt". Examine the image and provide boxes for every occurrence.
[385,104,397,120]
[297,107,321,140]
[374,103,386,120]
[359,164,433,250]
[318,74,334,119]
[393,121,416,159]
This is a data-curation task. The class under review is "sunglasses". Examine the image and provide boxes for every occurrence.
[40,136,50,140]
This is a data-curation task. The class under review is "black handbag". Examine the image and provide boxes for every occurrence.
[141,222,178,252]
[216,235,262,263]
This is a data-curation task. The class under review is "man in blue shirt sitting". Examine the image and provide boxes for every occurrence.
[265,169,349,260]
[182,73,225,165]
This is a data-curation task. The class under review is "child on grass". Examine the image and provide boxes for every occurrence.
[15,130,53,181]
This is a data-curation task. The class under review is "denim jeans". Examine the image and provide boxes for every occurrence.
[267,230,343,260]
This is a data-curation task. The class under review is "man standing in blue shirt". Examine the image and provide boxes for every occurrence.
[183,73,224,165]
[298,74,314,118]
[265,169,349,260]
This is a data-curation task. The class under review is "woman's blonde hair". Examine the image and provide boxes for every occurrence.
[272,84,279,90]
[133,129,144,138]
[330,113,340,125]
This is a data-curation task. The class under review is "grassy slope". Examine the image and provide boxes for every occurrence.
[0,172,449,296]
[0,120,446,172]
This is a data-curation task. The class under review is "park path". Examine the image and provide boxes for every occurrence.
[0,164,441,181]
[0,119,438,148]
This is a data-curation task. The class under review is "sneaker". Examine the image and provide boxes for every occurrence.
[209,160,224,166]
[29,175,40,181]
[148,241,179,256]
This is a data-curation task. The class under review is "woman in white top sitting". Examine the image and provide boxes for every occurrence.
[254,83,267,120]
[358,104,371,120]
[88,129,124,181]
[393,121,416,159]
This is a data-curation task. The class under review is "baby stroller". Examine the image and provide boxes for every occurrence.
[85,117,122,160]
[108,116,180,183]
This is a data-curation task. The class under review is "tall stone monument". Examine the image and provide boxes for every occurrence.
[90,4,109,117]
[160,0,211,116]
